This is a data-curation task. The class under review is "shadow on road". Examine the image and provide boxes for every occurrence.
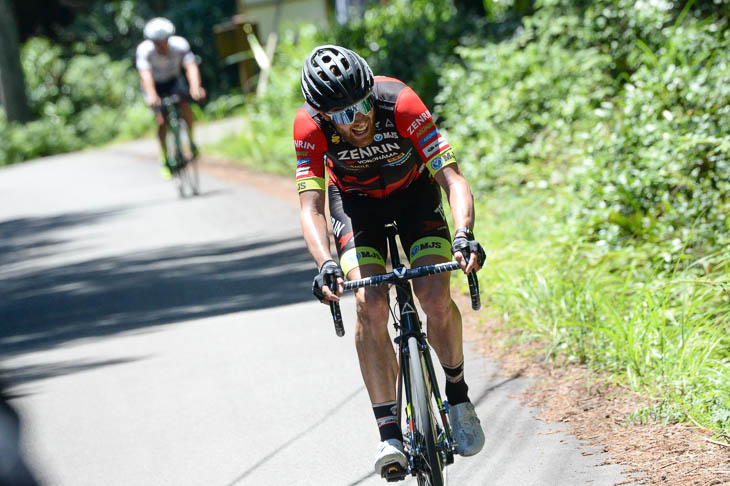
[0,209,126,268]
[0,358,147,391]
[1,211,315,359]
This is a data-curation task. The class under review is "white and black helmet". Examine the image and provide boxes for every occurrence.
[143,17,175,42]
[301,45,374,113]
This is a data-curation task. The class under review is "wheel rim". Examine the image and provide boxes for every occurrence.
[407,336,444,486]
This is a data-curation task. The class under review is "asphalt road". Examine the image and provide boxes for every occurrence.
[0,125,637,485]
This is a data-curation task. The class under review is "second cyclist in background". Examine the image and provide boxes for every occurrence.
[136,17,206,179]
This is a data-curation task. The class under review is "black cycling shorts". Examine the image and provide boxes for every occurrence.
[155,76,188,97]
[141,76,188,108]
[328,173,452,275]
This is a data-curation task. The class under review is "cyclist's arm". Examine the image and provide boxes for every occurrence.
[300,190,344,301]
[391,84,480,272]
[434,164,480,273]
[175,37,204,101]
[138,69,160,107]
[183,61,205,100]
[299,190,334,269]
[293,107,342,299]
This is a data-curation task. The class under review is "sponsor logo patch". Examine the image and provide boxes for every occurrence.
[294,140,315,150]
[337,142,401,161]
[418,128,439,146]
[331,134,341,144]
[416,121,436,137]
[374,133,383,142]
[424,137,449,158]
[383,150,410,167]
[407,111,432,135]
[411,241,442,257]
[297,158,310,166]
[331,217,345,237]
[431,157,443,170]
[357,250,379,260]
[385,119,394,128]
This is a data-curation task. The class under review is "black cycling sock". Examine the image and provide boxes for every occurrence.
[442,359,469,406]
[373,401,402,442]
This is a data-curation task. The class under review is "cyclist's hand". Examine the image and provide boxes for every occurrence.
[451,234,486,274]
[312,260,344,304]
[190,86,206,101]
[148,94,162,108]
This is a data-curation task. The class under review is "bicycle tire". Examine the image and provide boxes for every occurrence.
[407,336,444,486]
[174,119,200,197]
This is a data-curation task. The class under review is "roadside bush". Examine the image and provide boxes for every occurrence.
[436,0,730,435]
[436,33,612,192]
[209,26,320,174]
[0,37,146,165]
[331,0,488,109]
[0,113,81,165]
[572,16,730,262]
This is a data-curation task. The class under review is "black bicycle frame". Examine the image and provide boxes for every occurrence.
[382,224,455,471]
[326,221,481,476]
[161,96,184,164]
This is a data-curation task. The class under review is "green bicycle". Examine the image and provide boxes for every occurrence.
[161,94,200,198]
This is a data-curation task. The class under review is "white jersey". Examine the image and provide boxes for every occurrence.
[135,36,196,83]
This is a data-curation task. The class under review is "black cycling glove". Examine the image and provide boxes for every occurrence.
[451,231,486,268]
[312,260,345,301]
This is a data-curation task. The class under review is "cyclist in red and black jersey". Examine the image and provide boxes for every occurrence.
[294,45,486,476]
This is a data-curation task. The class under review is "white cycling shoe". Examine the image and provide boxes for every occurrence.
[374,438,408,478]
[449,401,485,456]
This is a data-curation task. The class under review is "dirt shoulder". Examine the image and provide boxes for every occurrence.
[200,157,730,486]
[454,293,730,486]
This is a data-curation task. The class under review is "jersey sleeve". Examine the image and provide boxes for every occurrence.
[174,36,196,65]
[135,42,152,71]
[293,108,327,193]
[394,87,457,176]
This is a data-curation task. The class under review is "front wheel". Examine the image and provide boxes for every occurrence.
[407,336,444,486]
[168,118,200,198]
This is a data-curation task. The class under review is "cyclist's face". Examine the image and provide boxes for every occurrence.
[153,40,170,55]
[326,108,375,148]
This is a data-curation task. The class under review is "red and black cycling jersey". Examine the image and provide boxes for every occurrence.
[293,76,457,198]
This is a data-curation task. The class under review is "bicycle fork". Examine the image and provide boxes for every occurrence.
[400,333,456,464]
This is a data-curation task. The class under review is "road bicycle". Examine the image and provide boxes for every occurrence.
[161,94,200,198]
[327,223,481,486]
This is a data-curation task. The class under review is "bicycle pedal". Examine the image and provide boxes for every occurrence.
[381,463,407,482]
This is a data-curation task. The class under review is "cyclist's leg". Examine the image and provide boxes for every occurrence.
[329,186,406,472]
[395,175,461,367]
[178,102,193,136]
[154,78,177,169]
[155,108,168,161]
[348,263,395,403]
[408,253,477,446]
[173,77,198,155]
[411,256,463,367]
[329,186,395,405]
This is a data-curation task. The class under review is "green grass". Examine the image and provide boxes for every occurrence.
[471,187,730,439]
[206,125,292,176]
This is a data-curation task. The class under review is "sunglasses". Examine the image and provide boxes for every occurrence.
[328,96,374,124]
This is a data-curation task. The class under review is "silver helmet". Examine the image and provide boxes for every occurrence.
[143,17,175,42]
